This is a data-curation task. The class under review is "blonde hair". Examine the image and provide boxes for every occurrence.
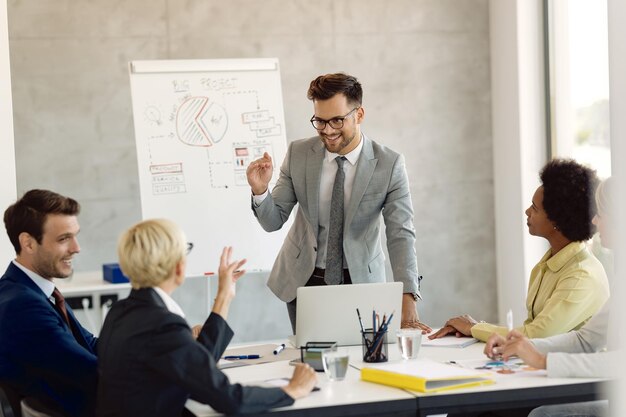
[595,177,613,218]
[117,218,186,289]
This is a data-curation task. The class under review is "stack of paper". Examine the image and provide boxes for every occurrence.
[361,359,494,393]
[421,329,479,348]
[422,336,478,348]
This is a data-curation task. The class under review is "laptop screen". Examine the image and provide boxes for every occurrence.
[295,282,403,347]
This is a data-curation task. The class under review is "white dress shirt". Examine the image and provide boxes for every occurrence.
[152,286,186,318]
[12,259,56,302]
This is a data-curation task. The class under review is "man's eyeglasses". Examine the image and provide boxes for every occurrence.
[186,242,194,255]
[310,107,359,131]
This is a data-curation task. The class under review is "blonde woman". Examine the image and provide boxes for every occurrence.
[96,219,316,417]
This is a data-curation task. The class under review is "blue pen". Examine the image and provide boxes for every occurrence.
[224,355,261,360]
[372,310,376,332]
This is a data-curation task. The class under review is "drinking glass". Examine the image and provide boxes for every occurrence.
[396,329,422,359]
[321,348,350,381]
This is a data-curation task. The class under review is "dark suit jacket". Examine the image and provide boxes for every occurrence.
[0,262,98,417]
[96,288,293,417]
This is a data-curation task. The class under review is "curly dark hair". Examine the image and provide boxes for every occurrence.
[307,73,362,106]
[539,158,599,241]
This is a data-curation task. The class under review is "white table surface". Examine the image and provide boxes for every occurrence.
[187,339,606,416]
[54,270,131,295]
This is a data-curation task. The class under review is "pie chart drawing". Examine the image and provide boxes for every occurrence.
[176,96,228,147]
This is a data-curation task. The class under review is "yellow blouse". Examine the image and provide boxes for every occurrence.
[471,241,609,342]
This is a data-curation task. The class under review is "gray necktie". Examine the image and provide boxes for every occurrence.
[325,156,346,285]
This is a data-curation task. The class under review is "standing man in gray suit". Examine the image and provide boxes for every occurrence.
[246,73,429,333]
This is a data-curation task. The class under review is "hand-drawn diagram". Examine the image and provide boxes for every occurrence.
[242,110,282,138]
[144,105,163,126]
[130,59,291,274]
[176,96,228,147]
[133,62,285,193]
[233,144,274,186]
[150,163,186,195]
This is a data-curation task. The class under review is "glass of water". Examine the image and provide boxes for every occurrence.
[321,348,350,381]
[396,329,422,360]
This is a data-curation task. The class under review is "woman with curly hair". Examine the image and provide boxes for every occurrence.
[484,177,616,417]
[430,158,609,342]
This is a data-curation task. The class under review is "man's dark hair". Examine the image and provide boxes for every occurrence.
[540,158,599,241]
[3,189,80,254]
[307,73,363,106]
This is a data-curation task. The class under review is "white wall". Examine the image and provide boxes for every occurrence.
[607,0,626,413]
[0,0,17,263]
[7,0,495,341]
[489,0,548,324]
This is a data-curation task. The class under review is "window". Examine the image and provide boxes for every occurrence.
[546,0,611,178]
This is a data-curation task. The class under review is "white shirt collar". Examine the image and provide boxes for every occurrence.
[152,286,186,318]
[12,259,55,299]
[324,133,364,165]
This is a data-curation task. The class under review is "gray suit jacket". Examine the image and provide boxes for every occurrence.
[253,134,420,302]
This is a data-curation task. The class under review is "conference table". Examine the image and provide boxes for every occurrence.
[186,340,607,417]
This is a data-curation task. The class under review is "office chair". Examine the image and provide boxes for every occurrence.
[0,387,16,417]
[0,384,20,417]
[20,399,64,417]
[20,399,49,417]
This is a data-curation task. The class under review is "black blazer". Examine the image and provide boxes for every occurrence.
[96,288,293,417]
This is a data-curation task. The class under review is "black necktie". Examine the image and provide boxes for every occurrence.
[325,156,346,285]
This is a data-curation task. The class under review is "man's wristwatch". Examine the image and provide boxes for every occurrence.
[405,292,419,301]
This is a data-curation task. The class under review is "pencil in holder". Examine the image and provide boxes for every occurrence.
[362,328,388,363]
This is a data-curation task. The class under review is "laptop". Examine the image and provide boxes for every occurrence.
[294,282,403,347]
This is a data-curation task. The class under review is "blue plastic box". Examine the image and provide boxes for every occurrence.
[103,263,130,284]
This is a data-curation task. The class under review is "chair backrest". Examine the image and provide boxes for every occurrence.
[0,384,21,417]
[20,398,65,417]
[0,386,17,417]
[20,399,51,417]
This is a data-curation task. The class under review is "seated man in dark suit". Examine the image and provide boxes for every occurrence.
[0,190,98,417]
[96,219,317,417]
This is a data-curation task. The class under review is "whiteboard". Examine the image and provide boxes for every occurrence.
[129,58,291,275]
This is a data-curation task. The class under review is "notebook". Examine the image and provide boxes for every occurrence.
[295,282,403,347]
[422,329,479,348]
[361,359,494,393]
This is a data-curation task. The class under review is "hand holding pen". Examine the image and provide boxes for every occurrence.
[484,327,547,370]
[484,309,514,360]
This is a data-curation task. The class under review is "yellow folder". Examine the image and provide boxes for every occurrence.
[361,359,494,393]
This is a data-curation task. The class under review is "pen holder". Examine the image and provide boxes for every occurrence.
[362,328,388,363]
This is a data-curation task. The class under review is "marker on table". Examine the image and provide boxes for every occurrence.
[224,355,261,360]
[273,344,286,355]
